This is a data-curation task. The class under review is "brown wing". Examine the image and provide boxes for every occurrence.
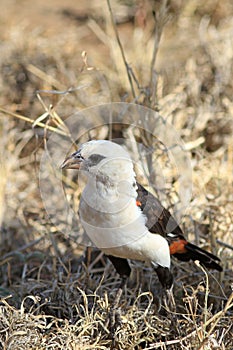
[136,182,184,239]
[136,182,222,271]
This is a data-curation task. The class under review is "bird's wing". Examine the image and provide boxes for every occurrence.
[136,182,222,271]
[136,182,184,239]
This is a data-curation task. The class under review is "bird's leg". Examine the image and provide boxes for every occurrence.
[164,286,176,313]
[153,265,180,336]
[153,264,176,311]
[83,247,92,291]
[109,275,128,335]
[106,255,131,340]
[164,286,183,338]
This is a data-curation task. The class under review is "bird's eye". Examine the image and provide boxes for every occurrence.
[76,153,84,159]
[71,151,84,159]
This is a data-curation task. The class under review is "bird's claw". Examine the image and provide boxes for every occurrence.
[108,305,122,349]
[164,287,176,313]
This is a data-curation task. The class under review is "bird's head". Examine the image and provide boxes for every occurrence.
[61,140,135,184]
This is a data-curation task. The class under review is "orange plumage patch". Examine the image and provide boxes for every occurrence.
[136,200,142,207]
[169,239,188,254]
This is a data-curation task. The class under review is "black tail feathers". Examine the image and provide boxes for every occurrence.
[174,242,222,272]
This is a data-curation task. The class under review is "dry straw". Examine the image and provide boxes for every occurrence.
[0,0,232,349]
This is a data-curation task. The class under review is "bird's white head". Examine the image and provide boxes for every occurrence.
[61,140,136,185]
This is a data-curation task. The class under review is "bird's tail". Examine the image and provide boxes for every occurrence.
[173,242,222,271]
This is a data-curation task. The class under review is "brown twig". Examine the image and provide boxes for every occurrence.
[149,0,168,107]
[0,236,45,264]
[106,0,136,99]
[0,107,67,136]
[148,292,233,349]
[217,239,233,251]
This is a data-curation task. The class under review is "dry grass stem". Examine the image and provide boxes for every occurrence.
[0,0,232,348]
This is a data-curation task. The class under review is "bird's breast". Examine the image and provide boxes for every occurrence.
[79,191,148,250]
[79,190,170,267]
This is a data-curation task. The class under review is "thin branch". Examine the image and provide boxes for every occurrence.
[217,239,233,250]
[148,292,233,349]
[106,0,136,98]
[0,236,45,264]
[149,0,168,107]
[0,107,67,136]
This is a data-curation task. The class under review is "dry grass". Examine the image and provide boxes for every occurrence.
[0,0,233,349]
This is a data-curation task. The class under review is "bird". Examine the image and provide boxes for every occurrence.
[61,140,222,309]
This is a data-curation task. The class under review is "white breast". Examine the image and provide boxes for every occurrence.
[78,155,170,269]
[80,191,147,248]
[79,188,170,268]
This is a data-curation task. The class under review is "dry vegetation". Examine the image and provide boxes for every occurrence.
[0,0,233,349]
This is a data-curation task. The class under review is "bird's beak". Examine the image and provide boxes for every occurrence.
[60,155,82,170]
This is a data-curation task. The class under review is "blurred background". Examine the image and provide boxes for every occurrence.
[0,0,232,348]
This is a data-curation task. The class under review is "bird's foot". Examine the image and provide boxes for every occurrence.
[164,287,176,313]
[109,305,122,349]
[107,283,125,348]
[163,288,183,336]
[105,276,127,348]
[109,304,122,330]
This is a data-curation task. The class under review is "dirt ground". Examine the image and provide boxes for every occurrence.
[0,0,233,349]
